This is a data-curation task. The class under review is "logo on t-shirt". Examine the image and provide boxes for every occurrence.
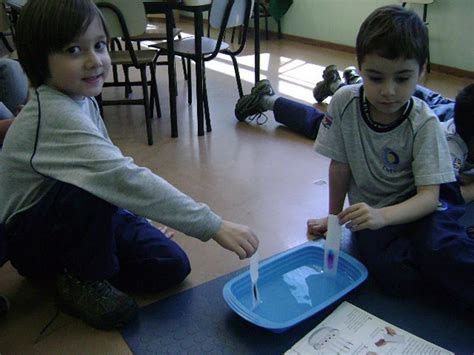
[321,114,333,129]
[382,147,400,173]
[453,158,462,174]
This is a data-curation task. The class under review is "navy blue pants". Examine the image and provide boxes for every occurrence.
[273,97,324,140]
[5,182,191,292]
[355,182,474,309]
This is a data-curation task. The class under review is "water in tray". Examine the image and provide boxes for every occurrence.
[242,264,353,323]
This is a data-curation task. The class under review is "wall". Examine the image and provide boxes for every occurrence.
[269,0,473,73]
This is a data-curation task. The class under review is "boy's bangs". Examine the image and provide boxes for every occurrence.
[373,41,415,62]
[48,1,105,52]
[368,30,423,64]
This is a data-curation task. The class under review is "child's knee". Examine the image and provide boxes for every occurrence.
[114,248,191,293]
[161,248,191,286]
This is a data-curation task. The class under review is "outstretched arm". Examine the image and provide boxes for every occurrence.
[339,184,439,232]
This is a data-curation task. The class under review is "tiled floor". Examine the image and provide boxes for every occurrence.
[0,23,471,354]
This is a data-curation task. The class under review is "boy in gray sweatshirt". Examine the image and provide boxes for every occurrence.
[0,0,258,330]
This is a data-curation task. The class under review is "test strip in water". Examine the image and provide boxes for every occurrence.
[324,215,342,275]
[250,250,260,308]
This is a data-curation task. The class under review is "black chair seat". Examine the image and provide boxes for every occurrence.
[109,49,158,65]
[129,27,182,42]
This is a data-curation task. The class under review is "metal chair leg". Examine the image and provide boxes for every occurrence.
[149,63,161,118]
[140,66,153,145]
[202,63,211,132]
[0,33,13,52]
[181,57,188,80]
[230,54,244,98]
[124,65,132,97]
[187,58,192,105]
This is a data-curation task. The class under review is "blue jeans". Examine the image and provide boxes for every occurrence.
[5,182,191,292]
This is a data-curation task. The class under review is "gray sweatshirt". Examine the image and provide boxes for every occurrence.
[0,85,221,241]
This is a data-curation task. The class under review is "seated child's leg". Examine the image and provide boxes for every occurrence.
[108,209,191,293]
[273,97,324,140]
[355,223,422,296]
[414,183,474,309]
[7,182,120,281]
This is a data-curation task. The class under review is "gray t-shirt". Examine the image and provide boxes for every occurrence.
[315,85,455,208]
[0,85,221,241]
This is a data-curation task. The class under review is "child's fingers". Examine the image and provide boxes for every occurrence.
[240,239,257,258]
[338,206,355,222]
[246,230,259,250]
[347,222,363,232]
[234,245,248,259]
[307,218,319,226]
[307,224,325,236]
[339,204,367,224]
[338,209,355,224]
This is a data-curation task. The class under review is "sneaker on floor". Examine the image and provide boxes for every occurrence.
[56,271,138,330]
[235,79,274,121]
[343,66,362,85]
[0,295,9,317]
[313,65,343,103]
[313,80,332,103]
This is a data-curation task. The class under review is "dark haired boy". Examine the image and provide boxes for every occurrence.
[237,4,474,308]
[0,0,258,330]
[309,5,474,308]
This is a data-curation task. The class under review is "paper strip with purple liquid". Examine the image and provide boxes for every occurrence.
[324,215,342,275]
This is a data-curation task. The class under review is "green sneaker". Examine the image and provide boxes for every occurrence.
[313,65,343,103]
[56,272,138,330]
[343,66,362,85]
[235,79,274,121]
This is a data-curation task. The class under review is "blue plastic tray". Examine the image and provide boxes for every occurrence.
[223,242,368,333]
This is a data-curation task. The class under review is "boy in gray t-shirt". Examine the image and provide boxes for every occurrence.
[311,5,474,309]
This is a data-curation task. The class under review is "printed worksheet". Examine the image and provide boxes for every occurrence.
[285,302,453,355]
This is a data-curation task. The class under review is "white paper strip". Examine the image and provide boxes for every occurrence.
[250,250,261,309]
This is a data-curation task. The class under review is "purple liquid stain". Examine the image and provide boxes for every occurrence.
[327,250,335,269]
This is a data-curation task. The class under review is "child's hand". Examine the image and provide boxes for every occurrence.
[212,220,259,259]
[307,217,328,239]
[338,203,385,232]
